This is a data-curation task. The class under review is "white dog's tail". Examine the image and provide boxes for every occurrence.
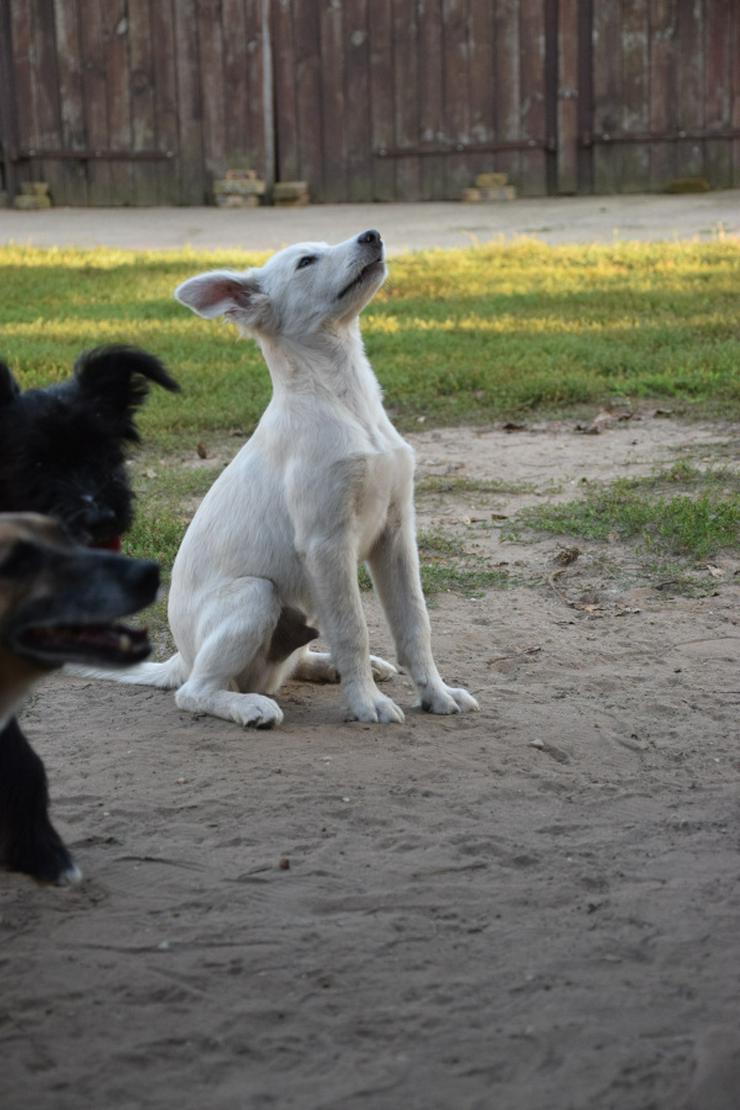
[69,652,187,689]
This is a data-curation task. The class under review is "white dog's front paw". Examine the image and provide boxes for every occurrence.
[369,654,397,683]
[234,694,284,729]
[419,684,479,715]
[345,689,405,724]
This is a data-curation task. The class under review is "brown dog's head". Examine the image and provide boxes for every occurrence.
[0,513,160,717]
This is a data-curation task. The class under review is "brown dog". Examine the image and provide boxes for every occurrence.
[0,513,159,883]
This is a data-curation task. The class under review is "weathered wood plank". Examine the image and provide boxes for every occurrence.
[620,0,650,193]
[392,0,421,200]
[30,0,65,205]
[418,0,446,200]
[292,0,324,198]
[271,0,299,181]
[368,0,395,200]
[53,0,88,205]
[344,0,373,201]
[78,0,113,205]
[221,0,250,167]
[174,0,206,204]
[245,0,269,182]
[703,0,732,188]
[319,0,347,202]
[0,0,19,200]
[558,0,578,193]
[676,0,704,180]
[519,0,546,195]
[732,2,740,186]
[9,0,36,195]
[441,0,469,200]
[648,0,677,191]
[197,0,226,189]
[150,0,179,203]
[103,0,133,205]
[128,0,159,205]
[493,0,522,189]
[467,0,496,193]
[576,0,594,192]
[592,0,622,192]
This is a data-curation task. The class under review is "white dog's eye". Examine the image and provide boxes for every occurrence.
[296,255,316,270]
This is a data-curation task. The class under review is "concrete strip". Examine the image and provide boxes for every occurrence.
[0,191,738,253]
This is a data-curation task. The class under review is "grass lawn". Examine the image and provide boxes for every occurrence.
[2,239,740,447]
[503,462,740,562]
[1,239,738,610]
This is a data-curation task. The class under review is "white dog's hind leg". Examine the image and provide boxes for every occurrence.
[291,651,338,683]
[367,524,479,715]
[291,650,397,684]
[174,578,285,729]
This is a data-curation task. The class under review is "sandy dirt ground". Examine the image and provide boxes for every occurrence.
[1,190,739,253]
[2,415,738,1110]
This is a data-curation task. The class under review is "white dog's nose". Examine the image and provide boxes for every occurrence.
[357,229,381,246]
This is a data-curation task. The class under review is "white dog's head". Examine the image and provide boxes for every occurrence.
[175,230,386,340]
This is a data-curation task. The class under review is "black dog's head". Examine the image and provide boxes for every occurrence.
[0,346,178,548]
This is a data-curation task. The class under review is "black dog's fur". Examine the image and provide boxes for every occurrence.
[0,345,178,546]
[0,716,72,883]
[0,346,178,883]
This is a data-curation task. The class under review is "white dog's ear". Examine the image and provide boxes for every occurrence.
[174,270,271,328]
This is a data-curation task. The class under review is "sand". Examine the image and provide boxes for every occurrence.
[2,191,739,253]
[2,416,739,1110]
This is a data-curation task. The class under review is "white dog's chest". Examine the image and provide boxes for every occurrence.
[353,445,413,559]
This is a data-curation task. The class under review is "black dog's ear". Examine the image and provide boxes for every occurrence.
[74,345,180,441]
[0,360,21,406]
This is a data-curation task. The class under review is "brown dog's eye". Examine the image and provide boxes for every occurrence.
[296,256,316,271]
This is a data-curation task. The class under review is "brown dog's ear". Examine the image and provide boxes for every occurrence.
[174,270,272,330]
[0,361,21,405]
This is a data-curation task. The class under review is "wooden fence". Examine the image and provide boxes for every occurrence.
[1,0,739,206]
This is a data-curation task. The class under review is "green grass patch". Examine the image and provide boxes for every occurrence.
[505,464,739,561]
[416,474,532,496]
[359,560,509,600]
[4,240,736,608]
[123,462,220,565]
[358,528,509,599]
[2,239,740,447]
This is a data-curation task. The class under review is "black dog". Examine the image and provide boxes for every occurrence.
[0,514,159,883]
[0,344,178,548]
[0,345,178,883]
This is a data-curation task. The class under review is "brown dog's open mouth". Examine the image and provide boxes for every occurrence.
[93,536,122,553]
[15,621,150,666]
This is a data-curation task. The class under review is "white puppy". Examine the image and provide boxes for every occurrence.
[113,229,478,728]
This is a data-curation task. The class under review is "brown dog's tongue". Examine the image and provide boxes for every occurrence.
[97,536,122,552]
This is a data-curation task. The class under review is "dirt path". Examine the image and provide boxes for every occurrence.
[1,190,739,253]
[3,418,739,1110]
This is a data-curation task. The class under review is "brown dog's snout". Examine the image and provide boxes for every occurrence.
[130,558,160,606]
